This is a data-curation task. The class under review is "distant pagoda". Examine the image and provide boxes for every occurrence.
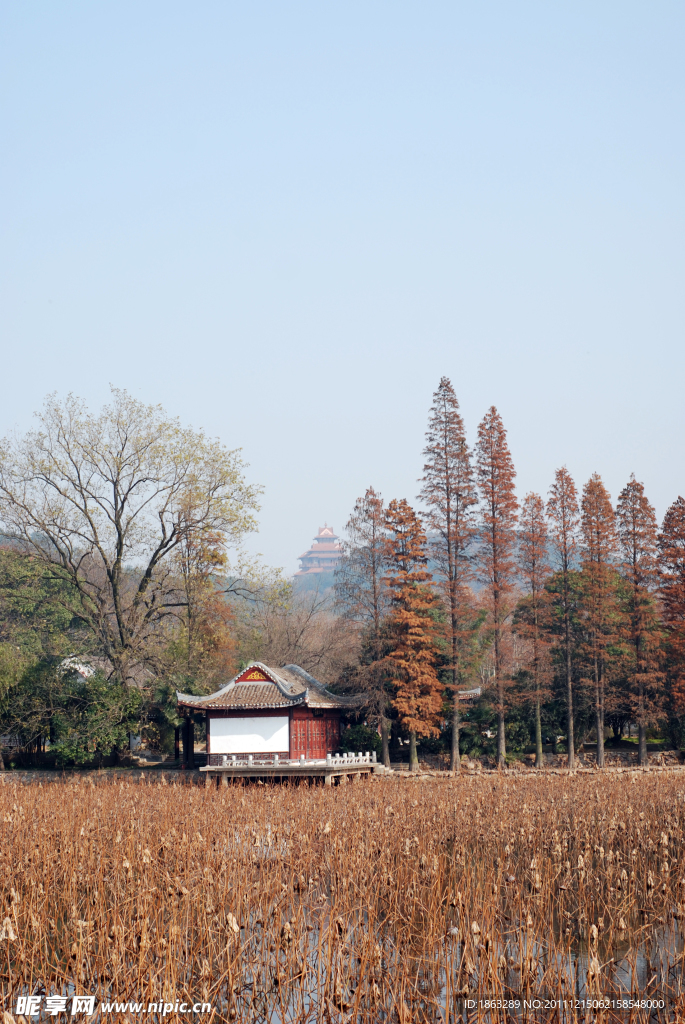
[296,525,342,576]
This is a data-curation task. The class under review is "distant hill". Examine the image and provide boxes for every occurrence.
[292,570,337,597]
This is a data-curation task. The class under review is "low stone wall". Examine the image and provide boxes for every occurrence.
[396,748,684,772]
[0,768,205,785]
[543,749,682,768]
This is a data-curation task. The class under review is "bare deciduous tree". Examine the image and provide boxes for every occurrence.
[235,584,358,685]
[0,389,260,683]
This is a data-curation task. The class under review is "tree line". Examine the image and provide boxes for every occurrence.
[0,389,274,764]
[335,377,685,772]
[0,389,356,765]
[0,383,684,772]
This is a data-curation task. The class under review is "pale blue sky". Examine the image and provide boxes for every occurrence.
[1,1,683,572]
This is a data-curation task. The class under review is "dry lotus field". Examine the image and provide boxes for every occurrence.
[1,771,685,1023]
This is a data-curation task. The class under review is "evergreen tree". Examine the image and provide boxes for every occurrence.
[516,492,551,767]
[0,390,259,684]
[384,499,442,772]
[474,407,518,766]
[418,377,478,773]
[546,467,580,768]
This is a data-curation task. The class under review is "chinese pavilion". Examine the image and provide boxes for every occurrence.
[176,662,356,765]
[296,525,342,576]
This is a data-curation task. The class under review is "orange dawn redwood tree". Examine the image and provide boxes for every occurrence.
[616,475,663,766]
[658,497,685,728]
[580,473,620,769]
[419,377,478,773]
[546,467,580,769]
[516,492,551,768]
[384,499,442,773]
[475,407,518,766]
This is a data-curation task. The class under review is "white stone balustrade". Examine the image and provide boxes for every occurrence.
[210,751,374,768]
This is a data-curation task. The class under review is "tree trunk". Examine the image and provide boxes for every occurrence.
[638,723,647,764]
[381,718,391,768]
[598,673,605,768]
[187,718,195,769]
[595,706,604,769]
[497,710,506,766]
[565,625,575,770]
[637,678,647,765]
[451,698,461,773]
[594,657,604,768]
[495,623,506,766]
[637,725,647,767]
[182,716,194,768]
[174,726,180,762]
[0,748,5,772]
[408,731,419,773]
[534,695,543,768]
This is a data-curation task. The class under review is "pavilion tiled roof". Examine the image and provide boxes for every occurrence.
[197,684,296,709]
[176,662,358,712]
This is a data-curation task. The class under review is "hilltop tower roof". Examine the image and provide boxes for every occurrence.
[296,524,342,576]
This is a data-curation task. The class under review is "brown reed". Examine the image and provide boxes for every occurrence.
[0,770,684,1023]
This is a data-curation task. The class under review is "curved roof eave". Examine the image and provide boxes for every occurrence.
[282,664,362,706]
[176,661,361,710]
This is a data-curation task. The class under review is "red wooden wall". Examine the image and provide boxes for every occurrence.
[290,710,340,758]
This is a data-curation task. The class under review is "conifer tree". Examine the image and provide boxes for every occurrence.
[475,407,518,766]
[335,488,392,764]
[384,499,442,772]
[516,492,551,767]
[546,467,579,769]
[419,377,478,773]
[616,475,663,765]
[580,473,620,768]
[658,497,685,733]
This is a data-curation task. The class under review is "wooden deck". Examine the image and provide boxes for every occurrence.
[201,753,385,786]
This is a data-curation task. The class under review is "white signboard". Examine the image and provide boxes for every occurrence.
[210,715,289,754]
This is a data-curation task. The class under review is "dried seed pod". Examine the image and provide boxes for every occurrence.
[587,956,601,991]
[227,913,240,935]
